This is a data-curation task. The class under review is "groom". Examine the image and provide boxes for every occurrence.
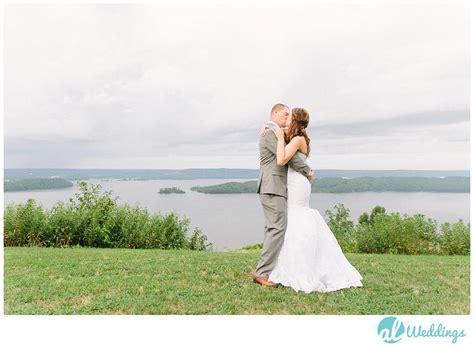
[253,103,314,286]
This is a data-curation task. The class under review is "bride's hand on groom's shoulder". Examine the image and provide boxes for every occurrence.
[272,127,285,141]
[260,123,269,136]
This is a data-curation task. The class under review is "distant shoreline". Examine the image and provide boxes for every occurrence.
[4,178,73,192]
[4,175,470,193]
[4,168,470,181]
[190,177,470,194]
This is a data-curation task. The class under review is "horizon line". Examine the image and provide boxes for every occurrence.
[3,168,471,171]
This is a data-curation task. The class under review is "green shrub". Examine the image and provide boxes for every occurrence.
[353,208,442,255]
[110,205,151,248]
[324,203,357,253]
[4,199,47,246]
[399,214,439,255]
[325,204,469,256]
[44,201,82,247]
[439,220,470,255]
[355,210,392,254]
[4,181,212,251]
[188,227,212,251]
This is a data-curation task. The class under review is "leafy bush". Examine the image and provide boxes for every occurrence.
[4,181,212,251]
[354,210,438,255]
[325,204,469,255]
[324,203,357,253]
[44,201,82,246]
[4,199,47,246]
[439,220,470,255]
[188,227,212,251]
[355,209,392,254]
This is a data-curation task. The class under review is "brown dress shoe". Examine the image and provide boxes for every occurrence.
[252,274,277,287]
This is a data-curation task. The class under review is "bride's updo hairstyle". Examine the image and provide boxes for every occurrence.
[285,107,311,156]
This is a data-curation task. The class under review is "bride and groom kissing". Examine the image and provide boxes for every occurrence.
[253,104,363,293]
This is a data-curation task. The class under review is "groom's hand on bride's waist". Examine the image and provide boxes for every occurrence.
[307,169,315,182]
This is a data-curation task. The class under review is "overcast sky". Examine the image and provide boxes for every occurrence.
[4,4,470,170]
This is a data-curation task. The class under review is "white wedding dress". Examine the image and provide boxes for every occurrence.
[268,152,363,293]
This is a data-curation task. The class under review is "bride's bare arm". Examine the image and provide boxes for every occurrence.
[264,129,312,178]
[277,137,304,166]
[272,127,304,166]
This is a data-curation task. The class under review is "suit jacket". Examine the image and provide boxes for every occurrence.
[256,122,311,198]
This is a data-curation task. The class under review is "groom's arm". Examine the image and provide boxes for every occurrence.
[264,132,312,177]
[288,153,311,177]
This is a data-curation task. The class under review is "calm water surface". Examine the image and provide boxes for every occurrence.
[4,179,470,251]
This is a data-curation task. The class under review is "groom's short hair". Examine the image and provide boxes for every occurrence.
[271,103,288,117]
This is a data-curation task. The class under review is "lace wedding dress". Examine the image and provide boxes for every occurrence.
[268,152,363,293]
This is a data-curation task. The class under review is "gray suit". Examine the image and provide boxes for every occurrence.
[255,121,311,277]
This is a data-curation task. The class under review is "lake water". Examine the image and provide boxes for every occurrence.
[4,179,471,251]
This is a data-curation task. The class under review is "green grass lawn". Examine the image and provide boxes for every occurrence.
[3,247,470,315]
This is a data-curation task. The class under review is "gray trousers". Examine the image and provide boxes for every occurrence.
[255,193,287,277]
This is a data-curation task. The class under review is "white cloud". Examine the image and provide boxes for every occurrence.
[4,4,470,169]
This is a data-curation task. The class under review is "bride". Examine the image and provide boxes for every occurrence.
[261,107,363,293]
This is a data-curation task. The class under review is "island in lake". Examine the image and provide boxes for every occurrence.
[159,187,186,194]
[190,176,470,194]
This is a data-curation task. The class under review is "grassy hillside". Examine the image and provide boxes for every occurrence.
[4,247,469,315]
